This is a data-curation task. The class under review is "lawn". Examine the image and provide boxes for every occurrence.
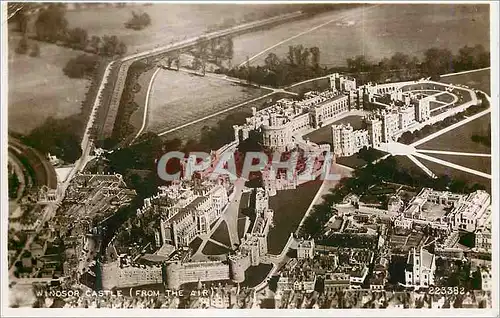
[237,218,248,239]
[232,4,489,67]
[286,77,331,94]
[210,221,231,247]
[429,101,444,110]
[336,153,368,169]
[440,68,491,95]
[267,180,322,254]
[434,92,456,104]
[241,264,273,288]
[8,34,88,134]
[417,157,491,192]
[65,4,281,53]
[304,115,364,145]
[160,92,292,144]
[188,236,203,253]
[417,113,491,154]
[202,241,230,255]
[422,153,491,174]
[147,69,270,133]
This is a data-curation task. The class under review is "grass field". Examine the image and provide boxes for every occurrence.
[210,221,232,247]
[202,241,230,255]
[304,115,364,145]
[268,180,322,254]
[147,70,270,133]
[232,4,489,67]
[417,113,491,154]
[160,92,292,144]
[65,4,281,53]
[423,153,491,174]
[8,34,88,134]
[417,157,491,192]
[434,93,456,104]
[440,68,491,95]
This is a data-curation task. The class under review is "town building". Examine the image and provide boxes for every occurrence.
[296,239,315,259]
[404,247,436,288]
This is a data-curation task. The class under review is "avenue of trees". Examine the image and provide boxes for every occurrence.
[224,44,490,88]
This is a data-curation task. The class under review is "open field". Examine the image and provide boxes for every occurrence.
[232,4,489,67]
[147,70,270,133]
[418,157,491,192]
[268,180,322,254]
[417,113,491,154]
[440,68,491,95]
[160,92,292,144]
[65,4,284,53]
[424,153,491,174]
[8,35,88,134]
[304,115,364,145]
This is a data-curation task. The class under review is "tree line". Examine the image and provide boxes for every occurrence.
[223,44,490,88]
[18,4,128,57]
[190,36,234,76]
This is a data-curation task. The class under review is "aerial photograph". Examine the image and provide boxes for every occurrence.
[3,1,496,314]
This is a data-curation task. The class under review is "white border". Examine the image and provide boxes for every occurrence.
[2,1,499,317]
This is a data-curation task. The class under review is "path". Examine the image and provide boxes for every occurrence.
[130,67,161,144]
[411,108,491,147]
[440,67,491,78]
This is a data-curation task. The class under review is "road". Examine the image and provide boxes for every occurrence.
[98,11,306,140]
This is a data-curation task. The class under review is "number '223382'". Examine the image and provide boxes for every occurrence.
[428,287,466,295]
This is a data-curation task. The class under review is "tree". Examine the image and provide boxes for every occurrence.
[125,11,152,30]
[264,53,280,71]
[101,35,126,57]
[310,47,320,68]
[29,43,41,57]
[35,4,68,42]
[63,54,100,79]
[15,37,29,55]
[89,35,102,54]
[67,27,88,50]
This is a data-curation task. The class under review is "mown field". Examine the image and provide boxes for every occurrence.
[8,34,88,134]
[417,113,491,154]
[232,4,489,67]
[440,68,491,95]
[66,4,283,53]
[147,70,270,133]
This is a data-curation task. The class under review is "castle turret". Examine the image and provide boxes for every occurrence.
[228,253,249,284]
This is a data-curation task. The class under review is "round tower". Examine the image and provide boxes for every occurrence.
[228,254,246,284]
